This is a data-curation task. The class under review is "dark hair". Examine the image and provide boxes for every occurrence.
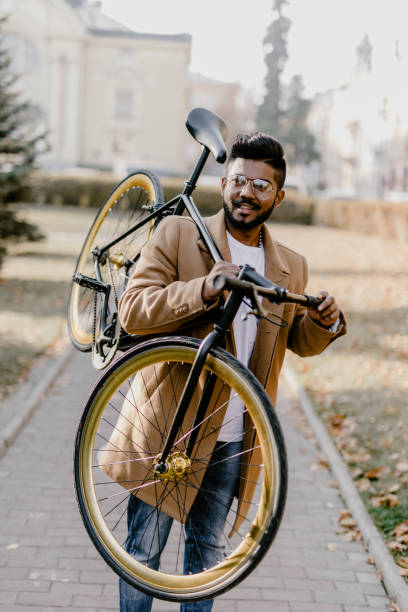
[228,132,286,189]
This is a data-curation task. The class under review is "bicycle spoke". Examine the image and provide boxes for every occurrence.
[107,398,160,447]
[174,392,239,447]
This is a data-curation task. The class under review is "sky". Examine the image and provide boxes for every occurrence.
[97,0,408,98]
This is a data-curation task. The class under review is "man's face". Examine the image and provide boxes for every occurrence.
[221,158,285,231]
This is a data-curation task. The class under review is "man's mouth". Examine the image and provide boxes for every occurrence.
[232,200,260,213]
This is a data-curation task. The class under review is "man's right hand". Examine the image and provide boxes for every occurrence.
[202,262,240,303]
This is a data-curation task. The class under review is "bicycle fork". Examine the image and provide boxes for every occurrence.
[153,266,251,477]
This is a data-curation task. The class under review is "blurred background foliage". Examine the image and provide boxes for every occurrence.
[0,18,46,266]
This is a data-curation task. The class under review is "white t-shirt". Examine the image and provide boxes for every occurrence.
[218,232,265,442]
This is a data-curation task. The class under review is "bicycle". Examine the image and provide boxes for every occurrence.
[69,108,322,603]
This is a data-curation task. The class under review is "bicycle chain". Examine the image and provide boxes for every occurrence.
[107,257,119,307]
[92,288,97,351]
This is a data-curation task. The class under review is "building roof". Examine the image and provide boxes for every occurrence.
[64,0,191,43]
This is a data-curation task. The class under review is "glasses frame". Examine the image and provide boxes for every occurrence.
[225,174,277,200]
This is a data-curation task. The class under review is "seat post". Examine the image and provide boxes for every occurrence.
[183,146,210,196]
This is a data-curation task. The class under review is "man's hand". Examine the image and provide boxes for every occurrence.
[202,262,240,303]
[308,291,340,329]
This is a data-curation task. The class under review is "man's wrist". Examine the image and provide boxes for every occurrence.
[201,278,217,306]
[309,313,340,332]
[328,317,340,333]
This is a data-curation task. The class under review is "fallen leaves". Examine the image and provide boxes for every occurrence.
[337,509,361,542]
[387,541,407,553]
[370,479,402,508]
[330,413,345,428]
[310,452,329,471]
[396,461,408,474]
[393,521,408,540]
[396,557,408,577]
[386,520,408,557]
[355,478,375,493]
[365,466,388,480]
[371,494,399,508]
[343,448,372,464]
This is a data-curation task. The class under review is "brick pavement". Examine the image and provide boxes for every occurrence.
[0,350,391,611]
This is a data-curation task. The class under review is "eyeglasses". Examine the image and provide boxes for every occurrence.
[225,174,277,200]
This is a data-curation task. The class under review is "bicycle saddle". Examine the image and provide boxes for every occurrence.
[186,107,228,163]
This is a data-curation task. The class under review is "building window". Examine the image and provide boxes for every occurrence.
[3,33,39,75]
[115,90,134,119]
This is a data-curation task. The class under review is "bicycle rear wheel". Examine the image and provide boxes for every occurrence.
[74,336,287,602]
[68,170,163,353]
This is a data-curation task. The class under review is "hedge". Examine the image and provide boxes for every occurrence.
[314,199,408,242]
[19,171,408,242]
[21,171,315,225]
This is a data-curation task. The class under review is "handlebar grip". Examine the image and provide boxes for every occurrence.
[213,275,325,309]
[213,274,252,293]
[303,294,324,308]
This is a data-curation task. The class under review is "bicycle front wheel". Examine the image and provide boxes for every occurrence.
[68,170,163,352]
[74,336,287,601]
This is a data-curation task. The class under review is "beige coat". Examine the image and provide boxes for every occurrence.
[101,210,346,532]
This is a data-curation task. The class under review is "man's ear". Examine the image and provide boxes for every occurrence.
[221,176,227,192]
[274,190,285,209]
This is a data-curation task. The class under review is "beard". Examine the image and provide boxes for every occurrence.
[222,196,276,230]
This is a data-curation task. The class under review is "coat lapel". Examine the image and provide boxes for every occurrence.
[201,210,232,263]
[249,224,290,388]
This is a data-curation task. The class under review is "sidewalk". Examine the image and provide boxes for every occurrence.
[0,350,391,611]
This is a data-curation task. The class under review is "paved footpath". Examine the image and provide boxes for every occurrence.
[0,350,391,611]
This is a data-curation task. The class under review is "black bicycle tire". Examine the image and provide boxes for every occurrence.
[74,335,287,602]
[67,170,164,352]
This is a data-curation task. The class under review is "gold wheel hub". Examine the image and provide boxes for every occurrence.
[155,451,192,481]
[108,253,125,269]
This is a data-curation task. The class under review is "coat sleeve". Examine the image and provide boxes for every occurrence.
[286,255,346,356]
[118,217,217,335]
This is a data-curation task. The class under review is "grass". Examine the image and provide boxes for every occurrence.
[271,222,408,575]
[0,204,96,400]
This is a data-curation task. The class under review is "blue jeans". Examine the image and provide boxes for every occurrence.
[119,440,242,612]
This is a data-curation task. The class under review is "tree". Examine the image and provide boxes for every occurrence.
[256,0,290,142]
[355,34,372,73]
[283,74,320,165]
[0,18,45,266]
[256,1,319,166]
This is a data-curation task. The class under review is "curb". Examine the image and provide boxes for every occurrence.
[0,343,76,460]
[283,362,408,612]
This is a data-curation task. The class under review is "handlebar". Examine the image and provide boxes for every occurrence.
[213,274,323,309]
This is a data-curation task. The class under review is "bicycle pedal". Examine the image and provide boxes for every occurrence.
[72,273,108,294]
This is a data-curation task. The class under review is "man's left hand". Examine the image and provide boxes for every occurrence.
[308,291,340,329]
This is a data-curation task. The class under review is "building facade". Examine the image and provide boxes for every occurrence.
[1,0,191,175]
[308,41,408,201]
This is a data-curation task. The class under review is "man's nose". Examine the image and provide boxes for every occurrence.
[240,179,256,199]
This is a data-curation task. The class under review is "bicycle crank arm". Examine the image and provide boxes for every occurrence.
[72,273,109,294]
